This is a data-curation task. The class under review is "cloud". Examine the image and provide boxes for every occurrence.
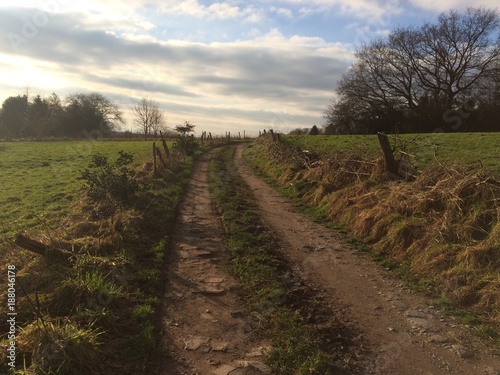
[0,7,351,134]
[271,6,294,19]
[282,0,402,21]
[156,0,264,22]
[408,0,500,13]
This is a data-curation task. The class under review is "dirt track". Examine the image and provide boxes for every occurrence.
[161,146,500,375]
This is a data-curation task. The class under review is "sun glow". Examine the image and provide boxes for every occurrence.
[0,54,67,91]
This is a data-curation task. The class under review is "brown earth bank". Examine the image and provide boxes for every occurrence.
[161,146,499,375]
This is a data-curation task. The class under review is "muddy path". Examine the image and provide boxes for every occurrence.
[233,145,500,375]
[161,150,272,375]
[161,146,499,375]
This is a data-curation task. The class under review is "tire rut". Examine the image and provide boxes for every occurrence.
[161,150,271,375]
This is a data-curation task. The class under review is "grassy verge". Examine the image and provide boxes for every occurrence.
[244,136,500,350]
[283,133,500,175]
[0,140,155,240]
[208,147,355,375]
[0,143,204,374]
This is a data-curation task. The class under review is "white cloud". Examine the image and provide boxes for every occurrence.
[242,7,267,23]
[271,6,294,19]
[208,2,240,19]
[284,0,402,21]
[408,0,500,13]
[0,8,352,134]
[157,0,261,21]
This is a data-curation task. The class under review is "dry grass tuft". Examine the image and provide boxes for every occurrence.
[16,319,103,375]
[251,136,500,326]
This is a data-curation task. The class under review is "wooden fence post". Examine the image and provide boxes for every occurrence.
[152,142,157,177]
[15,234,73,261]
[156,146,167,167]
[160,131,170,157]
[269,129,277,142]
[377,132,400,178]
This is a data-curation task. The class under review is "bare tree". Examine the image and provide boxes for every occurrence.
[134,98,166,140]
[408,7,499,107]
[327,7,500,134]
[151,108,167,139]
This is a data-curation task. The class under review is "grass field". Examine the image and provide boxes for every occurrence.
[283,133,500,175]
[0,139,198,374]
[0,140,155,239]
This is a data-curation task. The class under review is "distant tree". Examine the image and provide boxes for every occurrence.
[175,121,196,135]
[63,93,123,137]
[0,95,28,138]
[309,125,320,135]
[472,58,500,132]
[323,98,370,135]
[46,93,64,136]
[134,98,165,140]
[150,107,167,139]
[26,95,50,137]
[172,121,197,155]
[288,127,310,135]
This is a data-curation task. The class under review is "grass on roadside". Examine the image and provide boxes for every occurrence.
[244,135,500,350]
[283,133,500,176]
[0,141,154,240]
[208,147,351,375]
[0,143,203,374]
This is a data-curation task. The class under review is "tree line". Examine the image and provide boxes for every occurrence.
[324,7,500,134]
[0,92,125,139]
[0,91,180,140]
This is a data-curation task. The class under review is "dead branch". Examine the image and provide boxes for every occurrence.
[15,234,73,261]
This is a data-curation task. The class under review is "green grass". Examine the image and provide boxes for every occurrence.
[209,147,347,375]
[284,133,500,174]
[0,140,156,240]
[0,140,203,375]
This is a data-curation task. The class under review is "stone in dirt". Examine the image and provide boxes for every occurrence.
[238,360,272,374]
[211,341,229,352]
[246,346,270,357]
[200,312,219,322]
[429,335,452,344]
[451,344,474,359]
[406,310,428,319]
[184,335,210,351]
[193,287,226,295]
[205,277,224,283]
[409,317,441,333]
[212,364,239,375]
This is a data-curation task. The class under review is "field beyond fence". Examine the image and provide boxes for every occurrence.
[283,133,500,176]
[0,140,155,240]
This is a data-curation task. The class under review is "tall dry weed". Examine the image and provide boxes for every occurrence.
[254,135,500,325]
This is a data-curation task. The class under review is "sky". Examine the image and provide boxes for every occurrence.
[0,0,498,136]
